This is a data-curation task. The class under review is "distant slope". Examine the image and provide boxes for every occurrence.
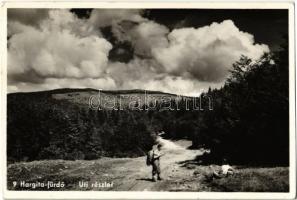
[8,88,192,109]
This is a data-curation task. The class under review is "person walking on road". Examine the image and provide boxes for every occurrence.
[152,144,165,182]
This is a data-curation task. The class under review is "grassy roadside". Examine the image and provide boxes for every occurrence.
[7,159,129,191]
[205,166,289,192]
[7,159,289,192]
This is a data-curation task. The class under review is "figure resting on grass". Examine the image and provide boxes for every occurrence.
[212,159,235,179]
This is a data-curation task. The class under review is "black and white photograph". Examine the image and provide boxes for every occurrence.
[2,2,296,199]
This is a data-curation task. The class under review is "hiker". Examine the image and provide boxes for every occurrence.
[212,159,235,179]
[152,144,165,182]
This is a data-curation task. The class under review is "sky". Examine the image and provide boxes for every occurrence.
[7,9,288,95]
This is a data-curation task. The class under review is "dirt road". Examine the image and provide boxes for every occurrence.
[7,137,208,191]
[89,137,204,191]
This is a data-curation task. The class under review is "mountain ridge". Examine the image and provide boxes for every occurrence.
[8,88,197,110]
[8,88,192,97]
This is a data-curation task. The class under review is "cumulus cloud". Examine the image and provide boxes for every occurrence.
[8,9,112,91]
[153,20,269,82]
[88,9,168,57]
[8,10,270,96]
[9,28,111,78]
[8,9,101,37]
[105,58,223,96]
[112,20,169,57]
[104,19,269,95]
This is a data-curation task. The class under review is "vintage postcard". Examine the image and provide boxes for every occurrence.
[0,1,296,199]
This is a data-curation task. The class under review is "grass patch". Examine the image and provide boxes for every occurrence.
[7,159,123,191]
[207,167,289,192]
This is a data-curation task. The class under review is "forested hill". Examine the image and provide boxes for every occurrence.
[7,88,198,162]
[7,88,182,162]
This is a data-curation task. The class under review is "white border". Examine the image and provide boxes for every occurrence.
[0,1,296,199]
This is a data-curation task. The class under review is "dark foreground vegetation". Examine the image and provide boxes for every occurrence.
[8,93,156,162]
[8,39,288,166]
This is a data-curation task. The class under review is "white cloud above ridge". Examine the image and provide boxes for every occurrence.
[8,9,270,95]
[8,9,112,81]
[152,20,269,82]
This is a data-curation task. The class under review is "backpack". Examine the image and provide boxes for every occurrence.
[146,150,154,166]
